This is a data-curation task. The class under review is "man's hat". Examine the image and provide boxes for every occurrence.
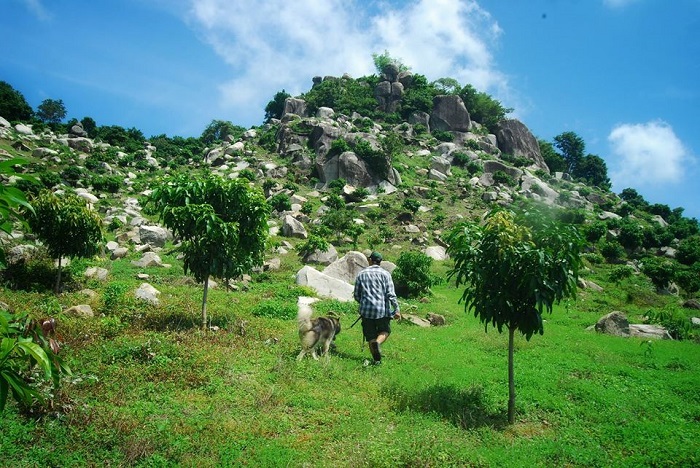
[369,251,383,262]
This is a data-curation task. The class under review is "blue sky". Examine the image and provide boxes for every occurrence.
[2,0,698,219]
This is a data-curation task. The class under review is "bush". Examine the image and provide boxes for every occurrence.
[392,251,436,298]
[239,169,256,181]
[452,152,471,167]
[609,266,634,283]
[402,198,420,214]
[641,257,676,290]
[91,175,121,193]
[600,241,625,262]
[296,235,330,258]
[268,193,291,212]
[584,221,607,243]
[432,130,454,142]
[492,171,516,187]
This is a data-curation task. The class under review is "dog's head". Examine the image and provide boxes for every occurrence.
[327,311,341,336]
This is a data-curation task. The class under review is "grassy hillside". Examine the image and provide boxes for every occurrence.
[1,91,699,465]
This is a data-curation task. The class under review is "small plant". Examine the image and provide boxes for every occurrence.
[239,169,257,181]
[432,130,454,142]
[268,193,292,212]
[329,138,351,156]
[402,198,420,214]
[609,265,634,283]
[465,139,480,151]
[296,235,330,258]
[452,152,471,167]
[492,170,516,187]
[392,251,436,298]
[251,299,297,320]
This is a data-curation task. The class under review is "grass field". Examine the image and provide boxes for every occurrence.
[1,251,699,467]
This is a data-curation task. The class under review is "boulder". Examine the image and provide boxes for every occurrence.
[139,225,170,247]
[283,97,308,117]
[629,324,672,340]
[64,304,94,318]
[427,313,446,326]
[479,160,524,187]
[322,251,369,284]
[594,311,630,336]
[430,95,470,132]
[131,251,167,268]
[424,246,449,261]
[338,151,374,187]
[403,314,431,327]
[295,266,354,302]
[282,215,308,239]
[135,283,160,305]
[494,119,549,171]
[84,267,109,281]
[302,243,339,266]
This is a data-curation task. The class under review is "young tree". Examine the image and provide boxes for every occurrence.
[0,81,33,122]
[36,98,67,124]
[147,173,269,329]
[0,158,34,266]
[447,209,582,424]
[27,191,103,293]
[264,89,291,122]
[553,131,585,174]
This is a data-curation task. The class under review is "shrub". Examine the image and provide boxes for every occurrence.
[466,161,482,176]
[432,130,454,142]
[452,152,471,167]
[329,139,351,157]
[584,221,607,243]
[392,251,436,298]
[91,175,121,193]
[641,256,676,290]
[296,235,330,258]
[492,170,515,187]
[402,198,420,214]
[239,169,257,182]
[268,193,292,212]
[609,265,634,283]
[600,241,625,262]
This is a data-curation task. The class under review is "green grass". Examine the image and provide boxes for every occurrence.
[1,255,699,467]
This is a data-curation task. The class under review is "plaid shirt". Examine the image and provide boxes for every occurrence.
[353,265,399,319]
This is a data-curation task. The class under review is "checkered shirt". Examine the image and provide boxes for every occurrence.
[353,265,399,319]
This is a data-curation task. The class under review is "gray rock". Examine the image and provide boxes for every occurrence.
[139,225,170,247]
[424,245,449,261]
[595,311,630,336]
[135,283,160,305]
[131,251,166,268]
[494,119,549,171]
[303,243,338,266]
[430,95,470,132]
[322,251,369,284]
[282,215,308,239]
[629,324,672,340]
[84,267,109,281]
[403,314,431,327]
[111,247,129,260]
[64,304,94,318]
[295,265,354,302]
[283,97,308,117]
[427,313,446,326]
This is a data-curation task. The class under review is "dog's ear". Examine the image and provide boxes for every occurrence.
[327,310,340,319]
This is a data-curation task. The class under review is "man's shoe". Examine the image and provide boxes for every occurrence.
[369,341,382,362]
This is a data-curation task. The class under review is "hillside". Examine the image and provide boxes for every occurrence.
[1,71,699,466]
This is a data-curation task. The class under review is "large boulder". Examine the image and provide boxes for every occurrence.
[430,95,471,132]
[139,225,170,247]
[479,160,524,187]
[283,97,308,117]
[424,246,449,261]
[282,215,308,239]
[302,243,339,266]
[135,283,160,305]
[594,311,630,336]
[322,251,369,284]
[338,152,373,187]
[494,119,549,172]
[295,266,354,302]
[629,324,672,340]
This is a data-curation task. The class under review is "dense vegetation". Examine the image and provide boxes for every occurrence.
[0,62,699,465]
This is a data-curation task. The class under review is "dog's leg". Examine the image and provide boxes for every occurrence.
[297,349,307,361]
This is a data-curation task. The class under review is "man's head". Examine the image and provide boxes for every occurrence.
[369,251,383,265]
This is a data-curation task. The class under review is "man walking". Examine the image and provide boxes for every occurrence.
[353,251,401,364]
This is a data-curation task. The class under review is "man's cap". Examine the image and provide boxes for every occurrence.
[369,251,383,262]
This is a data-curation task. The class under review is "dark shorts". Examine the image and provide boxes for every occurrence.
[361,317,392,342]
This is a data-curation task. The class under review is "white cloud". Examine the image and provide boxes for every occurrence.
[184,0,510,125]
[19,0,51,21]
[608,121,692,188]
[602,0,642,9]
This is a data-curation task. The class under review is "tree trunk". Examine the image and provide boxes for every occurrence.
[54,256,62,295]
[201,275,209,330]
[507,326,516,424]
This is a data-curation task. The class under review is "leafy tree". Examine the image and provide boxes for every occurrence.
[676,235,700,265]
[200,120,245,146]
[0,159,35,266]
[617,219,645,251]
[538,139,565,173]
[400,74,437,119]
[447,209,582,424]
[459,84,513,133]
[27,191,103,293]
[80,116,98,137]
[147,174,269,328]
[36,98,67,124]
[0,81,33,122]
[372,50,411,74]
[574,154,610,190]
[0,310,70,412]
[264,89,291,122]
[641,256,676,291]
[392,251,436,298]
[402,198,420,214]
[346,223,365,250]
[618,188,648,209]
[302,76,378,118]
[94,125,145,153]
[553,131,585,175]
[432,77,461,94]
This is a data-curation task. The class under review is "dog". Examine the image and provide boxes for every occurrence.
[296,296,341,361]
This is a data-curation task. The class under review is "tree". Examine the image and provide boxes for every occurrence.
[573,154,610,190]
[392,251,435,298]
[459,84,513,133]
[538,139,565,173]
[553,131,585,174]
[447,209,582,424]
[264,90,291,122]
[200,120,245,146]
[372,50,411,75]
[0,159,34,267]
[147,174,269,329]
[0,81,33,122]
[27,191,103,293]
[36,98,67,124]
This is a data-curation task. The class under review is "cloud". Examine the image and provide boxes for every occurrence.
[184,0,509,125]
[602,0,642,9]
[19,0,51,21]
[608,121,693,188]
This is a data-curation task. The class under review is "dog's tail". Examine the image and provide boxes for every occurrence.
[297,296,318,334]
